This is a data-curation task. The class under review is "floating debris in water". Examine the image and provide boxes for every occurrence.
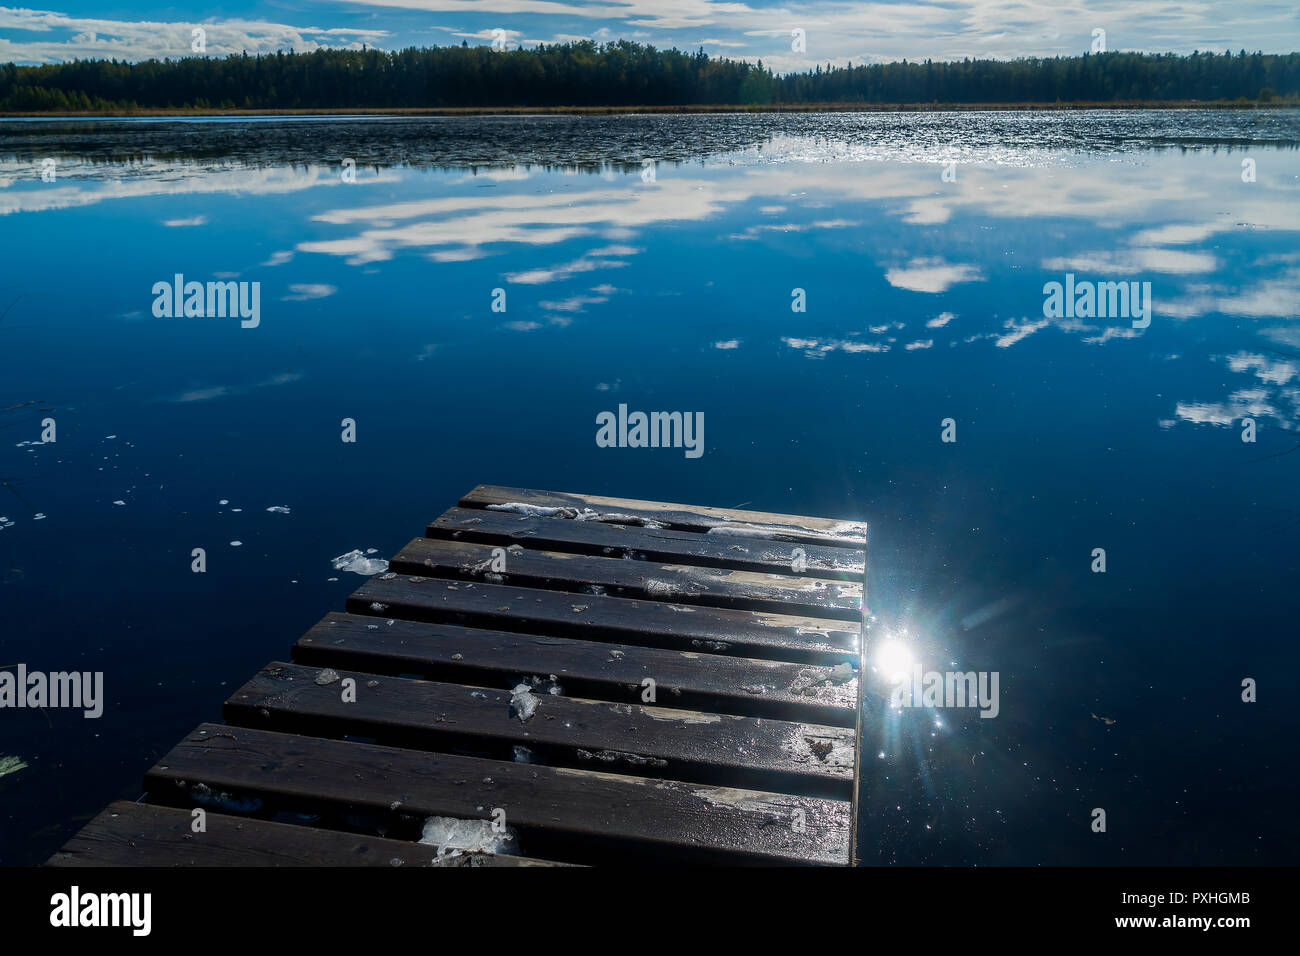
[510,683,539,721]
[190,782,262,812]
[332,549,389,575]
[0,755,28,778]
[1091,712,1117,726]
[230,541,242,547]
[266,506,291,514]
[112,500,125,506]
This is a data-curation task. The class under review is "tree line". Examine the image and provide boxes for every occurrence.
[1,42,1296,112]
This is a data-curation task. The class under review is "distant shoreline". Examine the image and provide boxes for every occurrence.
[1,100,1296,119]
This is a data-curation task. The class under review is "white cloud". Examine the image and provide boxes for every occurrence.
[0,9,390,64]
[993,318,1049,348]
[1226,352,1298,385]
[282,283,337,300]
[1042,247,1217,276]
[781,336,889,357]
[170,371,304,403]
[12,1,1298,66]
[885,257,982,293]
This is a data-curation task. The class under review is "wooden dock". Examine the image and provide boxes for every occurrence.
[48,485,867,866]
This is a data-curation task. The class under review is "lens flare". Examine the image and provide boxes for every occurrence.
[875,639,914,684]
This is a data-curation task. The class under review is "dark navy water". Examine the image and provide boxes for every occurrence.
[1,111,1298,865]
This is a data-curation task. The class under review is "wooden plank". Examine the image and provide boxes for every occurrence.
[460,485,869,548]
[45,801,568,867]
[223,662,854,799]
[293,612,857,727]
[428,506,864,580]
[389,537,862,621]
[144,724,851,865]
[348,574,859,665]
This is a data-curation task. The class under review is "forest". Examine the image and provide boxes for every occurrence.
[1,42,1296,112]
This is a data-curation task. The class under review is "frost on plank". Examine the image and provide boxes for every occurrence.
[419,815,517,860]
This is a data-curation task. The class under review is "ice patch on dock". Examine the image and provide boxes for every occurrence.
[520,674,563,696]
[704,522,799,540]
[705,520,866,542]
[577,749,668,769]
[488,502,570,517]
[574,510,666,529]
[510,683,539,721]
[419,815,517,860]
[692,787,797,815]
[332,549,389,575]
[644,707,722,725]
[486,502,665,528]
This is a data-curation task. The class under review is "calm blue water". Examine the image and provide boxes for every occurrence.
[1,112,1298,865]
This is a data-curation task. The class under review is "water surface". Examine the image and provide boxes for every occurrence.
[1,111,1298,865]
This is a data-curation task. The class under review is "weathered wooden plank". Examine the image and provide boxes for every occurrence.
[460,485,869,548]
[389,537,861,621]
[223,662,854,799]
[428,507,864,580]
[144,724,851,865]
[45,801,567,867]
[293,613,857,727]
[348,574,859,665]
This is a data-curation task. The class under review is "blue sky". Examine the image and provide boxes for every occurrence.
[2,2,1299,70]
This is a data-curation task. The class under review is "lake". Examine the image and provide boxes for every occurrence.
[1,110,1297,865]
